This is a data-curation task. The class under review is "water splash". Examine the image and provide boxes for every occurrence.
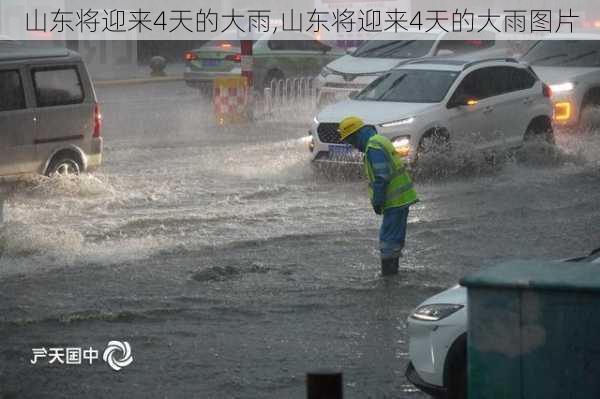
[0,221,83,259]
[3,173,116,199]
[413,131,598,181]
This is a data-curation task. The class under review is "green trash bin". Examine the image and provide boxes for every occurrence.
[461,260,600,399]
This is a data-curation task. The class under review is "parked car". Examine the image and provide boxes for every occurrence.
[0,45,102,177]
[183,32,344,91]
[521,39,600,130]
[309,57,554,167]
[315,31,514,106]
[405,247,600,398]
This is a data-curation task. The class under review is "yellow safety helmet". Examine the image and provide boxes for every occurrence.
[338,116,365,141]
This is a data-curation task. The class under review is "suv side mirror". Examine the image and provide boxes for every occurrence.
[449,93,477,108]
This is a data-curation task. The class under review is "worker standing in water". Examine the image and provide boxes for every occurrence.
[338,116,419,276]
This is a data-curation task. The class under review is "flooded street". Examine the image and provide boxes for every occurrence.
[1,81,599,398]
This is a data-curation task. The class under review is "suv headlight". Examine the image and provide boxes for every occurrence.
[549,82,575,94]
[392,135,411,157]
[411,304,464,321]
[380,117,415,128]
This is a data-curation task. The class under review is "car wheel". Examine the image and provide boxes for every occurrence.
[415,128,451,163]
[46,157,81,177]
[447,363,467,399]
[445,334,467,399]
[579,104,600,132]
[418,128,450,152]
[524,117,555,145]
[411,128,452,178]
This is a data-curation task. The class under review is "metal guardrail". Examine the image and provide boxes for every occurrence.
[263,76,318,116]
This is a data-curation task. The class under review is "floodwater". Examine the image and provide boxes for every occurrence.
[1,81,599,398]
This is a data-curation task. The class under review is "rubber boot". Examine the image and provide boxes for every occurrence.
[381,257,399,276]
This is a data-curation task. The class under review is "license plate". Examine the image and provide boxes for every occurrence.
[202,59,221,67]
[328,144,361,160]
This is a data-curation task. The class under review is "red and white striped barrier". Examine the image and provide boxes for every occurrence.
[213,76,250,125]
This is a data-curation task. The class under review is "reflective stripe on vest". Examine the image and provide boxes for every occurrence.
[364,135,418,209]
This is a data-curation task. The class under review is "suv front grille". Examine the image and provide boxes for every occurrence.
[317,123,375,144]
[317,123,341,144]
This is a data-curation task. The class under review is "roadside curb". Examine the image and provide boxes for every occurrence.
[94,75,184,88]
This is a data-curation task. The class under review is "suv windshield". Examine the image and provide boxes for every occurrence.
[522,41,600,67]
[353,40,435,59]
[356,69,459,103]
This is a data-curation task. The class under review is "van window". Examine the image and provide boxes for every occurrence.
[0,70,26,111]
[32,66,84,107]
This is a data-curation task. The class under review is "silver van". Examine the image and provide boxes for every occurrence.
[0,46,102,177]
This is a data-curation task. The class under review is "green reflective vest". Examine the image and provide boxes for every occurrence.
[364,135,419,210]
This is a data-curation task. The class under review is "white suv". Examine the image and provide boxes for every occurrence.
[521,39,600,130]
[406,248,600,399]
[316,31,512,107]
[309,57,554,166]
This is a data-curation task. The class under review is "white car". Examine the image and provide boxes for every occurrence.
[183,31,343,91]
[406,284,467,399]
[520,39,600,130]
[316,31,513,106]
[309,57,554,166]
[405,248,600,399]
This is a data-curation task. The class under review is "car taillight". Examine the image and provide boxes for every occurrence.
[184,51,198,61]
[93,103,102,138]
[225,54,242,63]
[543,83,552,98]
